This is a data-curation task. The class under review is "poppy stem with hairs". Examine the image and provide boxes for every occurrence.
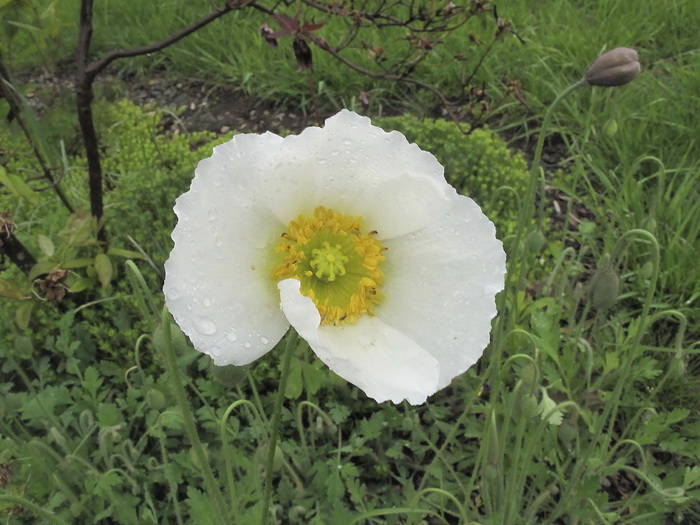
[160,307,229,525]
[260,328,300,525]
[490,78,587,401]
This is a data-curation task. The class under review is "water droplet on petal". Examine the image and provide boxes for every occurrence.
[203,297,212,307]
[165,286,180,300]
[260,336,269,345]
[226,331,237,342]
[207,208,216,221]
[243,341,252,349]
[194,316,217,335]
[214,236,223,247]
[211,345,221,357]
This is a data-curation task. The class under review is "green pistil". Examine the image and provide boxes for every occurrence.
[310,241,349,282]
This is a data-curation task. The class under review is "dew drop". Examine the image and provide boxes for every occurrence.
[226,331,238,342]
[210,345,222,357]
[194,316,217,335]
[260,336,269,345]
[214,236,223,247]
[164,286,180,300]
[203,297,212,307]
[243,341,252,349]
[207,208,216,221]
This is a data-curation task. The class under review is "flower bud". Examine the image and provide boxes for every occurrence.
[668,356,686,379]
[589,267,620,310]
[519,393,540,419]
[146,388,166,410]
[557,420,579,450]
[585,47,640,87]
[641,216,657,232]
[526,229,546,254]
[603,118,618,137]
[640,261,654,280]
[520,363,538,389]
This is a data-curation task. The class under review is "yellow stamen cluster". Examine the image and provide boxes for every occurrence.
[271,206,385,325]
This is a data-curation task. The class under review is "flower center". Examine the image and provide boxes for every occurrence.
[310,242,348,282]
[271,206,385,325]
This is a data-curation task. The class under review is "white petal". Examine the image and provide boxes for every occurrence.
[257,110,454,238]
[376,194,506,389]
[164,133,290,365]
[279,279,440,404]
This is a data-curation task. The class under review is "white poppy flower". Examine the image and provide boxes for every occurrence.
[164,110,506,404]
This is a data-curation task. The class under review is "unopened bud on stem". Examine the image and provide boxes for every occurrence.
[585,47,640,87]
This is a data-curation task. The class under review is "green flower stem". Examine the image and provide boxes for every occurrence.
[524,78,588,229]
[160,307,228,525]
[157,430,185,525]
[295,401,336,465]
[260,328,299,525]
[492,78,586,400]
[220,399,262,522]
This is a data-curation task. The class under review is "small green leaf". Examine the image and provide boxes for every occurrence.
[578,221,597,235]
[94,253,113,288]
[28,261,55,280]
[67,276,93,293]
[37,234,55,257]
[96,402,123,427]
[63,257,93,269]
[14,300,34,329]
[83,366,102,399]
[603,352,620,374]
[302,361,325,395]
[0,165,39,204]
[0,277,24,299]
[538,387,563,425]
[106,247,147,260]
[14,334,33,359]
[285,358,303,399]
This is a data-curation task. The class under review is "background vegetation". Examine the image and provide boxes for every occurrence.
[1,0,698,523]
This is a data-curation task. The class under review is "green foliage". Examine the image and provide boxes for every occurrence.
[376,115,529,237]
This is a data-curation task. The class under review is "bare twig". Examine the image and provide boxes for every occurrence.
[308,35,468,133]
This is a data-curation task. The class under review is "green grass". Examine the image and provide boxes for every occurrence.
[1,0,699,523]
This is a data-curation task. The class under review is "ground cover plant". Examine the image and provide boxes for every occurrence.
[1,0,699,524]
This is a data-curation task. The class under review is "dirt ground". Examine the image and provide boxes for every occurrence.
[17,63,326,137]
